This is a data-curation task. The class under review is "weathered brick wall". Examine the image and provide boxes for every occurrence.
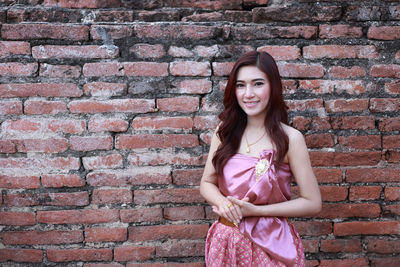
[0,0,399,266]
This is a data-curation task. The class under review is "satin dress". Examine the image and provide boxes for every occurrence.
[205,149,305,267]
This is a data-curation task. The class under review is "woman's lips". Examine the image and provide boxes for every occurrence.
[244,101,259,108]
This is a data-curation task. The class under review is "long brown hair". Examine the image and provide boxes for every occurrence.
[212,51,289,175]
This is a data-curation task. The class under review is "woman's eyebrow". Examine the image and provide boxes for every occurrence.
[236,78,266,82]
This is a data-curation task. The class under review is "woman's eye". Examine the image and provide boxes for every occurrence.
[255,82,264,86]
[236,84,244,88]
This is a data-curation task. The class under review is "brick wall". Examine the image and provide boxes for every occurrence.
[0,0,399,266]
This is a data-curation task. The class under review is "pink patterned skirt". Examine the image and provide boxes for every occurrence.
[205,221,305,267]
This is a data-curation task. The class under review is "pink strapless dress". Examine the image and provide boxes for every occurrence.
[205,149,305,267]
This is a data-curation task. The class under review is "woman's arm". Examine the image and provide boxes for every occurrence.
[228,127,322,218]
[200,129,243,225]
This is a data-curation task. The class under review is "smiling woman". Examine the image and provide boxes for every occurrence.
[200,51,321,267]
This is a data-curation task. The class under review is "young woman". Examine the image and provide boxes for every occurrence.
[200,51,321,267]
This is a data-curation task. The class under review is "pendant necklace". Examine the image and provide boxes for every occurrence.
[245,131,266,153]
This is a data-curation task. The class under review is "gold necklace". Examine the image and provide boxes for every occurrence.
[245,131,266,153]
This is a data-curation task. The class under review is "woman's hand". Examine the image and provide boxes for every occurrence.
[211,198,245,226]
[226,196,253,217]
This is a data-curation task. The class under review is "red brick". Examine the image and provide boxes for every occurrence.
[194,45,219,57]
[90,25,133,40]
[385,187,400,201]
[385,81,400,94]
[134,188,204,204]
[200,131,213,145]
[310,151,381,167]
[321,239,361,252]
[370,64,400,78]
[0,139,16,153]
[41,174,85,188]
[193,115,219,130]
[231,25,317,40]
[132,116,193,130]
[0,62,38,76]
[170,79,212,94]
[130,43,165,58]
[114,246,154,262]
[92,189,132,204]
[129,224,208,242]
[370,98,400,112]
[183,12,224,22]
[305,133,334,148]
[4,192,89,207]
[37,209,119,224]
[319,186,348,202]
[13,138,68,153]
[302,239,319,253]
[1,23,88,40]
[89,117,129,132]
[70,136,113,151]
[69,99,155,113]
[0,175,40,189]
[87,166,171,186]
[168,0,241,9]
[331,116,376,130]
[384,204,400,216]
[338,135,381,150]
[328,66,366,78]
[257,45,300,60]
[85,228,127,242]
[350,186,382,201]
[319,258,369,267]
[368,26,400,40]
[370,257,400,267]
[325,99,368,113]
[0,157,80,171]
[84,82,126,97]
[292,116,311,131]
[0,100,22,115]
[168,46,195,57]
[43,0,121,8]
[120,207,163,223]
[385,150,400,163]
[1,230,83,245]
[314,168,343,183]
[304,45,378,59]
[317,203,380,218]
[170,61,211,76]
[82,154,122,170]
[335,220,400,236]
[299,80,365,94]
[0,211,36,225]
[39,63,81,78]
[346,168,400,183]
[24,100,67,114]
[0,248,42,263]
[47,248,112,262]
[128,149,206,166]
[379,117,400,132]
[367,239,400,254]
[383,135,400,149]
[212,62,235,76]
[83,62,168,77]
[116,134,198,149]
[319,24,363,38]
[282,80,297,94]
[286,99,324,112]
[0,83,82,98]
[135,24,219,40]
[156,239,204,257]
[172,168,203,186]
[0,41,30,57]
[164,206,205,220]
[277,63,324,78]
[32,45,118,59]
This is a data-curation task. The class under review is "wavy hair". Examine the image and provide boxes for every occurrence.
[212,51,289,175]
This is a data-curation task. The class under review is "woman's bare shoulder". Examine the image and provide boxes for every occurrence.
[281,123,304,143]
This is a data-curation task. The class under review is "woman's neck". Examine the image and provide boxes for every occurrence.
[246,115,266,130]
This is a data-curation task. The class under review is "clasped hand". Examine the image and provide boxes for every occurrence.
[212,196,252,226]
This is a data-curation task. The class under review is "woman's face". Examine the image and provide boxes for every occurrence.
[235,65,271,120]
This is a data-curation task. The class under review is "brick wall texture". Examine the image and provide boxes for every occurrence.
[0,0,399,266]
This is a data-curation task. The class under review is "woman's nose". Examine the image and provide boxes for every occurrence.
[244,85,254,97]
